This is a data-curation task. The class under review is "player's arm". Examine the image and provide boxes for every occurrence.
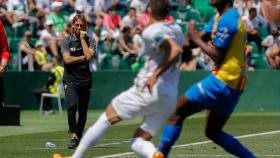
[184,32,210,48]
[146,38,183,93]
[187,20,228,65]
[182,31,211,57]
[61,38,86,65]
[80,31,96,61]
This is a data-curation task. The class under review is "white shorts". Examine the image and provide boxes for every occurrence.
[111,86,177,136]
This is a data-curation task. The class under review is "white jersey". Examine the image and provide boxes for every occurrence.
[134,22,185,95]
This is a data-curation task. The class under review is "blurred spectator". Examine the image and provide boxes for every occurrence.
[69,5,84,22]
[19,31,35,71]
[70,5,93,25]
[94,0,119,17]
[98,29,114,66]
[265,44,280,69]
[39,19,61,57]
[137,4,151,29]
[32,7,46,36]
[26,0,40,34]
[47,1,67,32]
[138,3,173,29]
[116,26,138,55]
[262,28,280,53]
[34,57,64,115]
[122,7,138,32]
[243,0,262,16]
[130,0,149,16]
[103,6,121,38]
[75,0,95,23]
[234,0,247,16]
[63,23,72,38]
[64,0,75,11]
[6,0,28,28]
[36,0,52,14]
[34,39,53,71]
[92,16,104,43]
[262,28,280,69]
[243,7,266,51]
[0,0,18,26]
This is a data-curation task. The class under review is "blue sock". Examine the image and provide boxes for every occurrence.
[215,131,256,158]
[157,124,182,157]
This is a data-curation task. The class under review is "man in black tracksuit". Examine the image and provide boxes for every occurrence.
[61,14,96,149]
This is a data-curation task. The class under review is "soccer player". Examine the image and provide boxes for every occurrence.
[156,0,256,157]
[69,0,184,157]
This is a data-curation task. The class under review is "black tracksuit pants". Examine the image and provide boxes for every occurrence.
[64,82,91,138]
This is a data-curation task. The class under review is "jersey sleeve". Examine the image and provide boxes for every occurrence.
[0,21,10,61]
[140,25,172,56]
[152,30,170,49]
[61,37,70,54]
[214,17,238,48]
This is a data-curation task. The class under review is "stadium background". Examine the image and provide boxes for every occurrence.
[1,0,280,157]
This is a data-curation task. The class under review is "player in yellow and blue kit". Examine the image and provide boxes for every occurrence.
[155,0,256,157]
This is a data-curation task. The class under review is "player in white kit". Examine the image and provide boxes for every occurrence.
[70,0,185,157]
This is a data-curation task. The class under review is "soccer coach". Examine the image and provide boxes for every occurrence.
[61,14,96,149]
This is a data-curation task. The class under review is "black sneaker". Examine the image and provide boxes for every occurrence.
[68,138,79,149]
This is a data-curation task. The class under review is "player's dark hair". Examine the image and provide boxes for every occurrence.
[149,0,170,20]
[249,8,257,14]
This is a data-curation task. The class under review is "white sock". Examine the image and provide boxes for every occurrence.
[72,113,111,158]
[131,137,157,158]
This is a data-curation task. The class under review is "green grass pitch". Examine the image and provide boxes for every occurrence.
[0,110,279,158]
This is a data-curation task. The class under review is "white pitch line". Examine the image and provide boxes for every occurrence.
[175,130,280,148]
[26,140,130,150]
[96,130,280,158]
[96,140,130,147]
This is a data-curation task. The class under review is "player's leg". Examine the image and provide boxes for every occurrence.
[157,94,203,157]
[73,86,140,158]
[205,110,256,158]
[129,86,178,158]
[131,113,170,158]
[72,103,121,158]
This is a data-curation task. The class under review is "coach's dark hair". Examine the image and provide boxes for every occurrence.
[71,14,87,34]
[149,0,170,20]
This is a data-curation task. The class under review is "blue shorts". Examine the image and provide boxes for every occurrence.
[185,74,242,116]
